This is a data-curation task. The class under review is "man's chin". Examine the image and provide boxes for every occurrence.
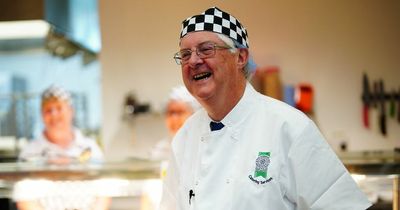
[193,90,213,102]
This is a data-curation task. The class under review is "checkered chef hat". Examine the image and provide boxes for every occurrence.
[41,85,72,104]
[180,7,250,48]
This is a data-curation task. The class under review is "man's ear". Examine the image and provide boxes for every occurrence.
[237,48,249,69]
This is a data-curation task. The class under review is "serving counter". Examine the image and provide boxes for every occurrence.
[1,151,399,210]
[0,158,164,210]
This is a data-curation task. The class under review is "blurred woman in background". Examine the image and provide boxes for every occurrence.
[150,86,200,160]
[15,85,109,210]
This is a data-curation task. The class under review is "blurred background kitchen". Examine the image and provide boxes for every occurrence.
[0,0,399,210]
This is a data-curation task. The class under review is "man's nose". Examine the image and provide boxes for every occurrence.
[187,51,203,67]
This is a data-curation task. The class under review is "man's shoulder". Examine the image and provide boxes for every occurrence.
[248,92,314,140]
[254,92,309,121]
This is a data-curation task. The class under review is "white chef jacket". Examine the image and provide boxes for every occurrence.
[150,137,172,161]
[160,83,371,210]
[19,128,104,164]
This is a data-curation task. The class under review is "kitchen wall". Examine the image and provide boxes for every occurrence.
[99,0,400,154]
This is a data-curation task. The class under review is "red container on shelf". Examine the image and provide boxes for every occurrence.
[295,84,313,113]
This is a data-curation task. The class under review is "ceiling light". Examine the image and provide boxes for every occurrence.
[0,20,49,40]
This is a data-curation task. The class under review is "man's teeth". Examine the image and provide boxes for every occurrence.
[193,72,211,80]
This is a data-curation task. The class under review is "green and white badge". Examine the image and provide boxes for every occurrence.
[249,152,273,184]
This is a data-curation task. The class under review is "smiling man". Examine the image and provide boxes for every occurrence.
[161,7,371,210]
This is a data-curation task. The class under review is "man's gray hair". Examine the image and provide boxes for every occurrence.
[216,34,257,79]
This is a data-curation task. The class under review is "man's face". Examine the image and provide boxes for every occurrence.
[165,100,193,136]
[179,31,245,104]
[41,98,73,134]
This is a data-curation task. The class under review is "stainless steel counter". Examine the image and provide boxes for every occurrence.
[339,150,400,210]
[0,159,161,180]
[340,150,400,175]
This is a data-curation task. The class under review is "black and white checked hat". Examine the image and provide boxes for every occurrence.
[41,85,72,104]
[180,7,250,48]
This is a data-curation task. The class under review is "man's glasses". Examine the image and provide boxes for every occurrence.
[173,42,232,65]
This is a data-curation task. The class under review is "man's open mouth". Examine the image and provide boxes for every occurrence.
[193,72,212,81]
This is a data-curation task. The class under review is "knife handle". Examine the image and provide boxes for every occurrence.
[363,105,369,128]
[380,113,387,136]
[397,90,400,123]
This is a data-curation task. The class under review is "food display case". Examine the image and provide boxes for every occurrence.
[0,158,164,210]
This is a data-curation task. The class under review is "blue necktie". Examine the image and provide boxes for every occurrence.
[210,121,224,131]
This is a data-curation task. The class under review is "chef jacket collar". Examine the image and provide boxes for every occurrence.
[205,82,254,132]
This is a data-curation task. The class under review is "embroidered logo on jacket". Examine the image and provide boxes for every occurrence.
[249,152,273,184]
